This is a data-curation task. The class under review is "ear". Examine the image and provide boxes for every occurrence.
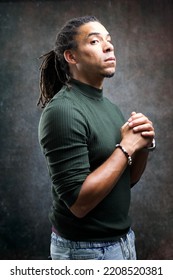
[64,50,76,64]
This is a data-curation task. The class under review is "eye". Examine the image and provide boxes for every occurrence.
[90,39,99,45]
[107,37,112,43]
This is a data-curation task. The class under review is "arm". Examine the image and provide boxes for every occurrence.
[130,150,149,186]
[70,113,155,218]
[70,147,130,218]
[127,112,155,185]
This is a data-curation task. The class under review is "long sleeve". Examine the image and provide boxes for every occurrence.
[39,95,90,207]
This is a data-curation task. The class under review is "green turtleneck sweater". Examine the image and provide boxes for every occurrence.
[38,79,131,241]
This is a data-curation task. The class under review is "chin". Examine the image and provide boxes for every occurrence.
[102,73,115,78]
[101,68,115,78]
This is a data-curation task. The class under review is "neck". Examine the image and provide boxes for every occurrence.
[71,73,104,90]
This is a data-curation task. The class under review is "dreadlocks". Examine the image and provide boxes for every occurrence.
[37,16,99,108]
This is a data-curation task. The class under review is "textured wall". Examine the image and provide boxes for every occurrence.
[0,0,172,259]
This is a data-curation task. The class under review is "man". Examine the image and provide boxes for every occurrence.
[38,16,155,260]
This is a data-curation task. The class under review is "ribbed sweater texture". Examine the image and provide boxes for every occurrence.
[38,79,131,241]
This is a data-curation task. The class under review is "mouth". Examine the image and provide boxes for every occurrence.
[104,57,116,62]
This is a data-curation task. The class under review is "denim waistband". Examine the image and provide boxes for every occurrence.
[51,228,132,249]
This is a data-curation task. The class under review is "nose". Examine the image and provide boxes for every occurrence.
[103,41,114,53]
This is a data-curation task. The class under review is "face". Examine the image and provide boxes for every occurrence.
[69,21,116,88]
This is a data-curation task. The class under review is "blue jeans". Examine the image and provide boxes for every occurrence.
[50,229,137,260]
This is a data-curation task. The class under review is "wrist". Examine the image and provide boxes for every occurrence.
[115,144,133,165]
[119,140,135,157]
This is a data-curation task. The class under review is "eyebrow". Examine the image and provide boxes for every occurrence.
[86,32,110,38]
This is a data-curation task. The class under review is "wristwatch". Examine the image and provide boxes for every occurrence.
[146,138,156,151]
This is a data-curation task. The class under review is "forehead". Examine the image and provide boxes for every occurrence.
[75,21,109,41]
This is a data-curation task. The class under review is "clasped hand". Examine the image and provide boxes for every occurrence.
[121,111,155,153]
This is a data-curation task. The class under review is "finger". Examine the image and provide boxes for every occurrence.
[128,115,152,127]
[128,112,143,123]
[133,123,154,132]
[131,111,136,116]
[141,131,155,137]
[122,121,130,129]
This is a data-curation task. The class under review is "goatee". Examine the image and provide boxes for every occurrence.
[102,73,115,78]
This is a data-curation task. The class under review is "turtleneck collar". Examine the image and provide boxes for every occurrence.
[70,79,103,100]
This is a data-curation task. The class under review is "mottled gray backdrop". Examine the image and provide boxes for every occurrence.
[0,0,173,259]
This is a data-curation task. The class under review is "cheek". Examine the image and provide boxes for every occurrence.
[83,53,102,65]
[78,46,102,61]
[81,51,95,59]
